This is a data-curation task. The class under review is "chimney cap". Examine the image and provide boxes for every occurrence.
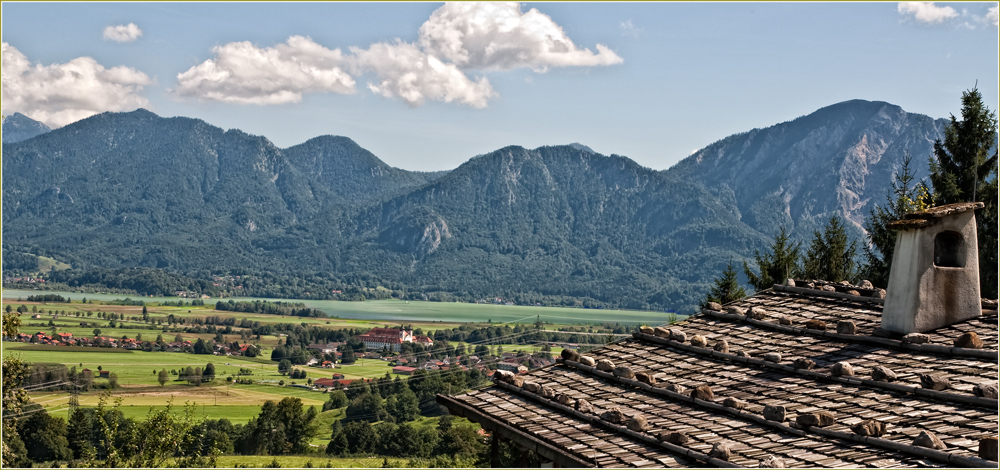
[904,202,983,220]
[888,202,984,230]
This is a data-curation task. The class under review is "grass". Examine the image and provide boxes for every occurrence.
[4,288,670,326]
[36,255,71,273]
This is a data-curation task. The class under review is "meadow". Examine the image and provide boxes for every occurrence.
[4,288,672,325]
[1,290,665,446]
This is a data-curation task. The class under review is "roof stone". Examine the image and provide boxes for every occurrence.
[440,287,998,468]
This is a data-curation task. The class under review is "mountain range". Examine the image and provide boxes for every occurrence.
[1,101,948,312]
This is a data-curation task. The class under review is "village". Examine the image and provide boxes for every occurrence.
[5,324,557,393]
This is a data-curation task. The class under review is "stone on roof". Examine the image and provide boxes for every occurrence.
[439,286,998,468]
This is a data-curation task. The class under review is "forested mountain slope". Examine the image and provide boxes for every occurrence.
[2,102,948,312]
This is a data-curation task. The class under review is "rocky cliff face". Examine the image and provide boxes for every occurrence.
[667,100,947,239]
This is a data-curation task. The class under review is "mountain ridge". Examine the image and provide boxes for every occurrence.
[2,101,949,311]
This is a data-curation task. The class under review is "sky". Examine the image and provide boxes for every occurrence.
[2,2,998,171]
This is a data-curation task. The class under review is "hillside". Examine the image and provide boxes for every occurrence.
[1,110,441,271]
[667,100,947,240]
[1,102,948,312]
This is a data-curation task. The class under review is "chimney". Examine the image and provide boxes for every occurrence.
[881,202,983,333]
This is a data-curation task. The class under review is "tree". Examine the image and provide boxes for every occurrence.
[16,404,73,462]
[326,420,349,456]
[204,363,216,382]
[703,259,747,306]
[323,390,349,411]
[93,328,102,337]
[193,338,210,354]
[743,226,801,291]
[340,345,356,365]
[385,386,419,422]
[802,216,858,283]
[2,306,30,467]
[236,398,317,455]
[928,86,999,298]
[860,153,930,287]
[342,421,377,455]
[158,369,169,387]
[345,393,387,422]
[278,359,292,375]
[436,425,486,460]
[66,407,94,460]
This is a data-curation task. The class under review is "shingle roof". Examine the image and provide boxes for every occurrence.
[439,285,999,468]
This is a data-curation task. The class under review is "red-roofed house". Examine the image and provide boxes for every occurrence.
[392,366,417,375]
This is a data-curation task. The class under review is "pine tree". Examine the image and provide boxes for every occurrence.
[743,226,802,291]
[703,259,746,306]
[928,86,999,298]
[860,153,930,287]
[802,216,858,283]
[326,420,348,456]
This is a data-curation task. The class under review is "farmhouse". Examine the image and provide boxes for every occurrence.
[439,203,999,468]
[392,366,417,375]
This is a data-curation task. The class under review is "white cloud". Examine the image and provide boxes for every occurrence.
[1,42,152,127]
[897,2,959,24]
[987,6,999,26]
[417,2,623,72]
[173,2,622,108]
[620,20,642,39]
[352,40,496,108]
[173,35,356,105]
[103,23,143,42]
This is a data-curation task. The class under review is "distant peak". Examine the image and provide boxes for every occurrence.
[567,143,595,153]
[296,135,359,147]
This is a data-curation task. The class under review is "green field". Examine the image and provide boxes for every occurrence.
[4,288,671,325]
[5,343,406,386]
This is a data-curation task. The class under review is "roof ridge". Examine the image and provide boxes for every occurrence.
[555,357,996,468]
[700,306,997,359]
[633,331,996,408]
[772,283,885,304]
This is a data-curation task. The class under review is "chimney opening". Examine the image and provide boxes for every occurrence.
[933,231,965,268]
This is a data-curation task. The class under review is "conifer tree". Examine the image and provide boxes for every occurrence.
[802,216,858,283]
[743,227,802,291]
[860,153,930,287]
[928,86,998,298]
[704,259,746,306]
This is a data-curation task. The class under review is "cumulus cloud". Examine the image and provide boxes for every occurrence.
[103,23,143,42]
[173,35,356,105]
[174,2,622,108]
[988,6,999,26]
[418,2,623,72]
[897,2,959,24]
[1,42,152,127]
[351,41,495,108]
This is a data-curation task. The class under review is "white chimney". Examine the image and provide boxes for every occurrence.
[881,202,983,334]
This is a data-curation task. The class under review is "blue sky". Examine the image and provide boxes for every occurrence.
[2,2,998,171]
